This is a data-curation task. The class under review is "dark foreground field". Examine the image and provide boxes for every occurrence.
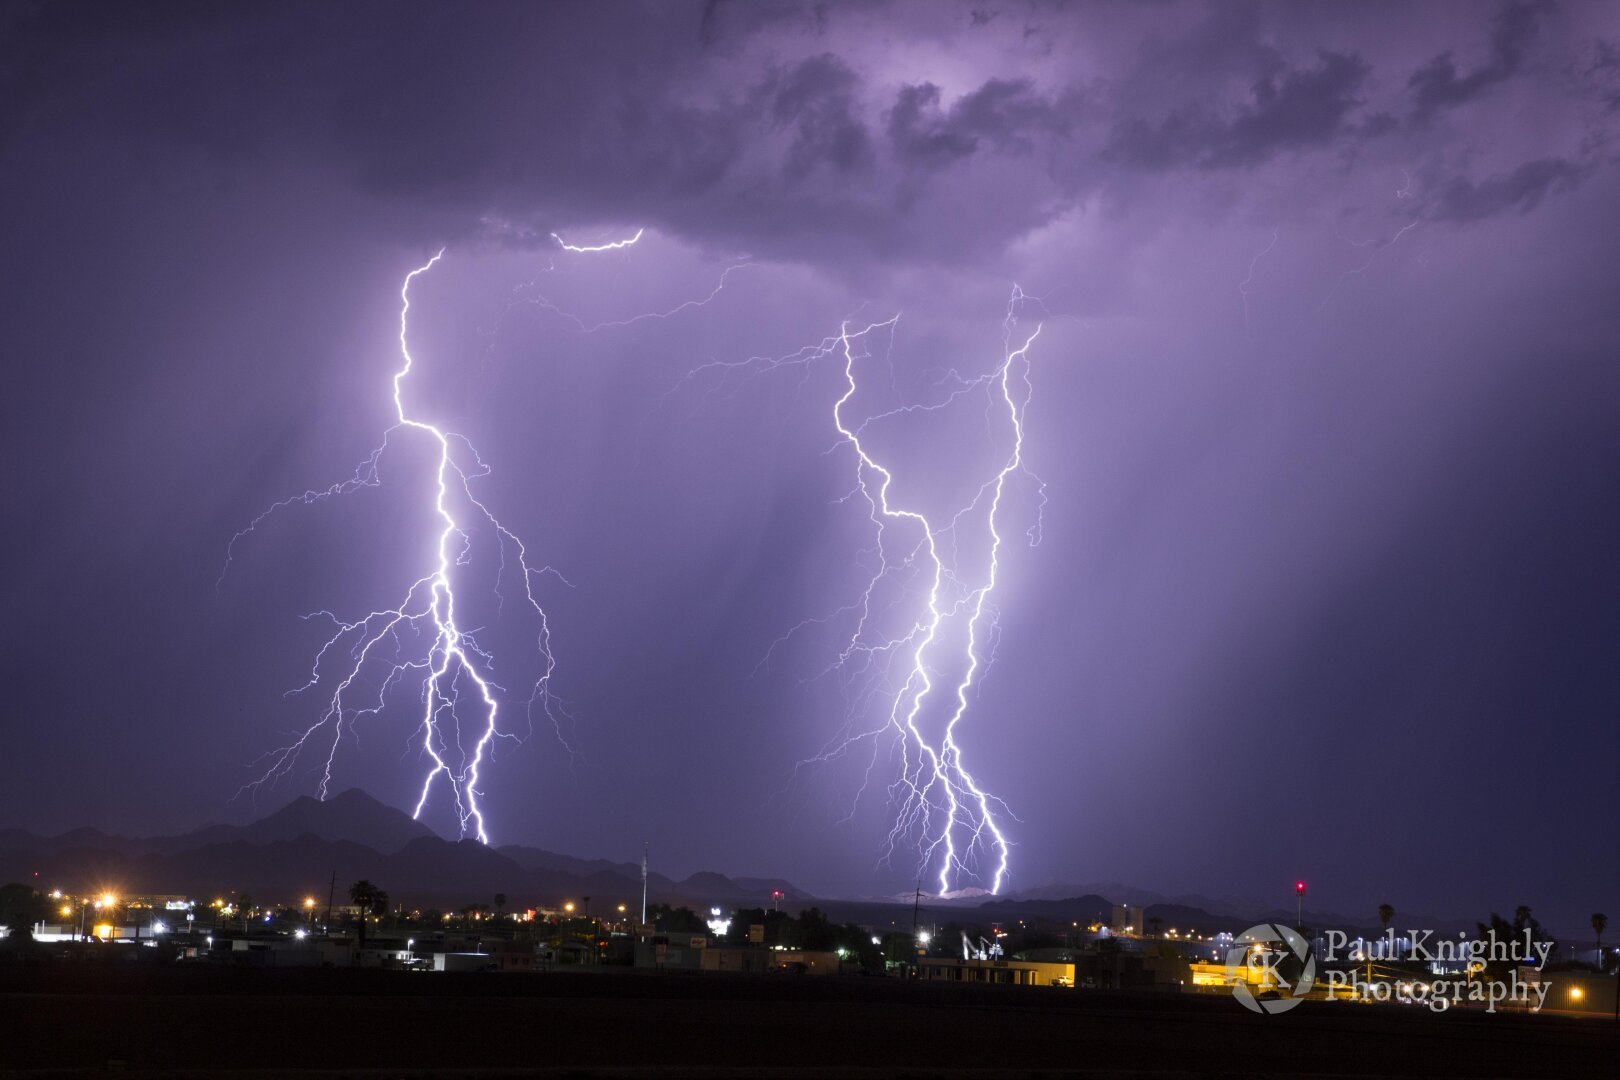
[1,966,1615,1079]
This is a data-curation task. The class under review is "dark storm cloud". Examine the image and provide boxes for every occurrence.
[1407,1,1544,124]
[887,77,1076,168]
[1426,156,1588,221]
[764,55,874,178]
[4,0,1602,273]
[1587,38,1620,113]
[1107,50,1370,170]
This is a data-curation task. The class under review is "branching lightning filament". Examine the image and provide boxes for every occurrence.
[225,251,563,842]
[748,289,1045,896]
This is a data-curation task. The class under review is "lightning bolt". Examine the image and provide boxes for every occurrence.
[508,262,751,335]
[1321,179,1424,310]
[1239,227,1279,329]
[550,227,645,253]
[729,287,1046,896]
[225,251,566,843]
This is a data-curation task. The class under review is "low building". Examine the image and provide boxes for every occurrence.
[433,952,497,973]
[768,949,840,975]
[918,957,1074,987]
[630,936,837,975]
[1517,968,1618,1016]
[1111,905,1145,936]
[227,936,357,967]
[1075,951,1189,990]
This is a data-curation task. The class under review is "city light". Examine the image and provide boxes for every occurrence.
[564,902,575,914]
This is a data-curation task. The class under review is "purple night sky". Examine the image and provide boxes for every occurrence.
[3,2,1617,929]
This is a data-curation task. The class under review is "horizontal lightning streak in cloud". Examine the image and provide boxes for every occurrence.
[551,228,645,253]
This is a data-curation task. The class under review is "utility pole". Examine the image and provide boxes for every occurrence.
[640,844,648,927]
[911,882,923,980]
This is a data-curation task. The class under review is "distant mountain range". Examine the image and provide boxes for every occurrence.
[0,790,1481,935]
[0,788,807,911]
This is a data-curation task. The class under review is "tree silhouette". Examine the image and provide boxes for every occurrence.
[1476,908,1548,981]
[1592,912,1608,970]
[0,883,46,941]
[494,893,507,917]
[647,904,703,934]
[349,880,387,950]
[797,907,837,951]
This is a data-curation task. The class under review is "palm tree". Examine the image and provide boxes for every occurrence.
[349,880,387,950]
[237,894,255,933]
[1592,913,1607,970]
[1369,903,1394,981]
[494,893,507,918]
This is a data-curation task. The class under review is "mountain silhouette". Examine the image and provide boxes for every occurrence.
[0,788,808,911]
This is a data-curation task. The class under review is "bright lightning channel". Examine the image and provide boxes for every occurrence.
[226,250,567,843]
[735,289,1045,896]
[551,228,645,253]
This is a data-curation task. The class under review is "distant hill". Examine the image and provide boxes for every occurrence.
[0,789,434,859]
[0,793,1474,935]
[0,789,808,911]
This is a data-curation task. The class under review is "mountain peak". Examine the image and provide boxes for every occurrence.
[248,788,435,853]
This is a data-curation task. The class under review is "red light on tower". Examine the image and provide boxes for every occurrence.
[1295,881,1306,895]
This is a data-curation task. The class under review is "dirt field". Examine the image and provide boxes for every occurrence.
[1,965,1615,1078]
